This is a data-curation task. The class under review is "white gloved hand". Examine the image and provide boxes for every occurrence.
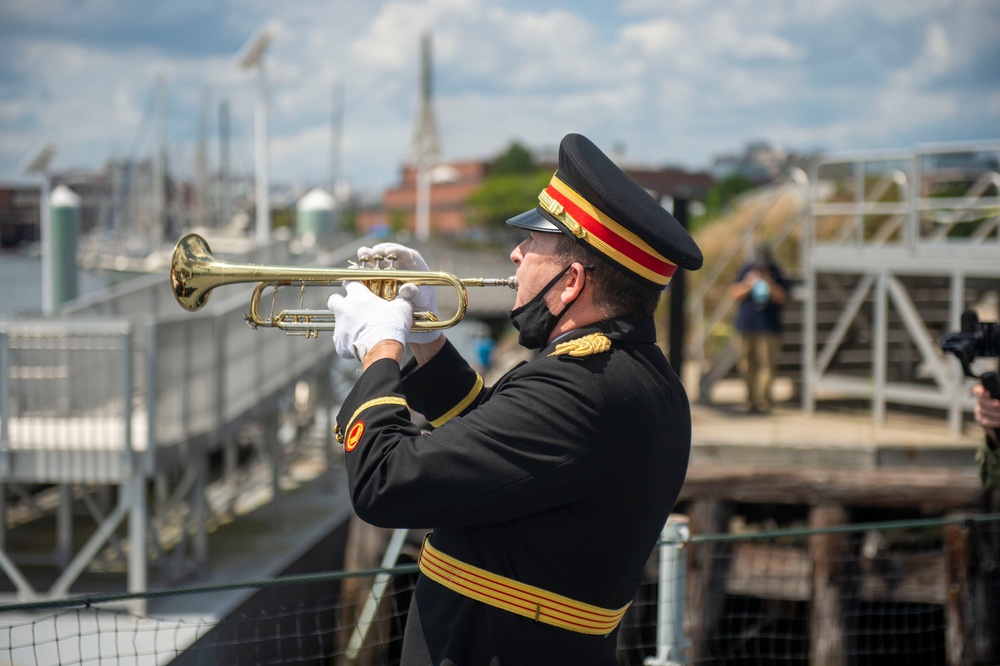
[357,243,441,344]
[327,281,415,361]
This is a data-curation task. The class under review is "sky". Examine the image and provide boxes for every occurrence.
[1,0,998,198]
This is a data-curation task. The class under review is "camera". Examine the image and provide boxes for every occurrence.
[941,309,1000,417]
[940,310,999,379]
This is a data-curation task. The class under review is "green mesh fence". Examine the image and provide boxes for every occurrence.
[1,515,998,665]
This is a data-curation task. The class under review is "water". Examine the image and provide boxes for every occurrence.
[0,253,112,317]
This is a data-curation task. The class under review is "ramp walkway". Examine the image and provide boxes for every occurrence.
[0,233,374,604]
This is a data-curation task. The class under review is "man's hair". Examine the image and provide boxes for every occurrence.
[552,234,662,317]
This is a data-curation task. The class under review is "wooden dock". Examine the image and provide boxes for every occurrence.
[685,377,985,509]
[677,378,996,665]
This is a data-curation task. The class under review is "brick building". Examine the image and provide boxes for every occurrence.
[356,155,714,237]
[356,160,491,235]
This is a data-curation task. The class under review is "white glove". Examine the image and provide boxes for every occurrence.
[327,281,415,361]
[358,242,441,344]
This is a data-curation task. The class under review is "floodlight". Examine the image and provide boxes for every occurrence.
[21,142,58,174]
[238,30,272,70]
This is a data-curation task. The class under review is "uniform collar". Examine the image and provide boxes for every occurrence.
[539,315,655,355]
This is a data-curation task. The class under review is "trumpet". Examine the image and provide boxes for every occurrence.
[170,233,517,338]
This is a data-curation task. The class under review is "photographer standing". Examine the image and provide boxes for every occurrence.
[730,243,790,413]
[972,383,1000,489]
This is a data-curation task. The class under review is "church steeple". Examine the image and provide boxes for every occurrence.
[412,32,439,241]
[412,32,440,164]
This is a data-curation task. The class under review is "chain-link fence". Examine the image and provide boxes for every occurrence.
[2,514,998,665]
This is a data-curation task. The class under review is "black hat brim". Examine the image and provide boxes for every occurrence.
[506,208,561,233]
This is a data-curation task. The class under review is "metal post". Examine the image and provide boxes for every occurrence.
[873,273,888,425]
[853,161,864,244]
[122,326,133,464]
[0,482,5,553]
[346,528,410,663]
[645,515,690,666]
[669,199,688,377]
[127,472,147,614]
[0,331,9,481]
[56,484,72,567]
[0,331,6,553]
[194,453,208,567]
[908,151,920,251]
[40,177,53,315]
[948,271,966,434]
[124,323,147,611]
[214,315,225,439]
[802,164,818,413]
[145,322,158,477]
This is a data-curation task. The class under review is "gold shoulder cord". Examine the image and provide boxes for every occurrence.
[549,333,612,358]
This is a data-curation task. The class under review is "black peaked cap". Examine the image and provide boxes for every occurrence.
[508,133,703,289]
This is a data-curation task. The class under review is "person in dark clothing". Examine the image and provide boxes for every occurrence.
[973,382,1000,489]
[729,243,790,413]
[326,133,702,665]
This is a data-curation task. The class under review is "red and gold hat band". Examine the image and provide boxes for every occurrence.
[538,175,677,286]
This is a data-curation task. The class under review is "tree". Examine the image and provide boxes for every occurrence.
[466,142,551,231]
[491,141,537,175]
[703,174,755,218]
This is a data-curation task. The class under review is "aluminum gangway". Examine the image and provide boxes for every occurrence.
[687,140,999,432]
[802,141,1000,432]
[0,234,374,604]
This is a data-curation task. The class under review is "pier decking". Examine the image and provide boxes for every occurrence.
[686,376,986,510]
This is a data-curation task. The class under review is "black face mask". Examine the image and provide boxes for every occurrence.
[509,265,577,350]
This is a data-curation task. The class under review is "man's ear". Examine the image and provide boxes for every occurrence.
[559,261,587,305]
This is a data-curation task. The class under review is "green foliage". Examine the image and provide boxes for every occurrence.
[389,209,408,233]
[491,141,537,175]
[689,174,757,232]
[272,207,294,230]
[702,174,755,219]
[466,171,552,229]
[466,142,552,230]
[339,208,357,234]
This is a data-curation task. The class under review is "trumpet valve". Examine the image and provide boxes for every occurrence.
[363,278,399,300]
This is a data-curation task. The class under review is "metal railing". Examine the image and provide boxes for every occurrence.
[0,235,374,602]
[684,140,1000,429]
[802,141,1000,430]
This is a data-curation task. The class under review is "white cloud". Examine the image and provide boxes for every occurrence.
[0,0,996,192]
[620,20,685,57]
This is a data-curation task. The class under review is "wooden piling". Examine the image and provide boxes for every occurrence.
[809,504,848,666]
[686,499,733,662]
[944,520,969,666]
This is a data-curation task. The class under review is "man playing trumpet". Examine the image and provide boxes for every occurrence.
[327,133,702,664]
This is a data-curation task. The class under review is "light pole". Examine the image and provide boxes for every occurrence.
[238,30,273,246]
[20,142,58,315]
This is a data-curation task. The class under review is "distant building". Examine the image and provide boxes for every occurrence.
[922,151,1000,194]
[355,151,714,237]
[712,140,797,184]
[0,181,40,249]
[0,172,110,251]
[618,166,714,207]
[356,160,490,236]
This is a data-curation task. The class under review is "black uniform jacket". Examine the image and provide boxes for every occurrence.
[336,315,692,665]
